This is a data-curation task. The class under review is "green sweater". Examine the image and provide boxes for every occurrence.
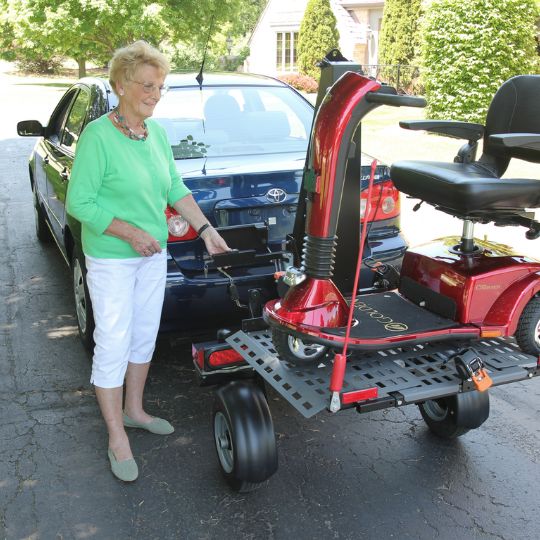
[66,114,191,258]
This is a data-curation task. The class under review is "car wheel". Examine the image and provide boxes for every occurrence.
[72,246,95,352]
[515,296,540,356]
[272,327,328,366]
[418,390,490,439]
[213,381,278,492]
[33,185,52,243]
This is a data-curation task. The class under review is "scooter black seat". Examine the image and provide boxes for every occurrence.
[389,75,540,221]
[391,160,540,216]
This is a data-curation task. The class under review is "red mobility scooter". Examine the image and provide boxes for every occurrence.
[193,55,540,492]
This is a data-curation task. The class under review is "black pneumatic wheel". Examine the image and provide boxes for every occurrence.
[272,327,328,366]
[71,246,95,352]
[33,185,52,243]
[418,390,490,439]
[515,296,540,356]
[213,381,278,492]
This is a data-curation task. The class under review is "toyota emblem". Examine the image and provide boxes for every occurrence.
[266,188,287,203]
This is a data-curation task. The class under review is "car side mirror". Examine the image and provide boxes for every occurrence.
[17,120,44,137]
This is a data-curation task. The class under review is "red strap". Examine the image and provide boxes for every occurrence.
[330,159,378,393]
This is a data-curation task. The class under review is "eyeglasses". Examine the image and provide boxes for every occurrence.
[129,80,169,96]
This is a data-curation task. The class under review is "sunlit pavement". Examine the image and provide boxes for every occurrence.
[0,67,539,540]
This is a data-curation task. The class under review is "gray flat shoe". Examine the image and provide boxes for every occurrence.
[108,448,138,482]
[123,412,174,435]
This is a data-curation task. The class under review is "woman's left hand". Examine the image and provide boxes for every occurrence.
[200,226,230,255]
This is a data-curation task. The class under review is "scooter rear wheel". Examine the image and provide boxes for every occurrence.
[515,296,540,356]
[271,328,328,365]
[419,390,490,439]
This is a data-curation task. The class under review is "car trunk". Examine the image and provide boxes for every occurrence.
[167,153,304,273]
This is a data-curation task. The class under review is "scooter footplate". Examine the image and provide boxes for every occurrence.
[226,331,537,418]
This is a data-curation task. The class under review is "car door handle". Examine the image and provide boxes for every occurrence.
[60,169,70,181]
[43,155,49,165]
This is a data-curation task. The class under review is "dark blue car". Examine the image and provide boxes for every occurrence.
[18,73,406,350]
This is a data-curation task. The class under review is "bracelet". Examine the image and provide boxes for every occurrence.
[197,223,211,236]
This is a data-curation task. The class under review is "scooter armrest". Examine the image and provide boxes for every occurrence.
[489,133,540,152]
[366,93,426,108]
[399,120,485,142]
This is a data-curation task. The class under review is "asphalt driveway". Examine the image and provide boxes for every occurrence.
[1,65,539,540]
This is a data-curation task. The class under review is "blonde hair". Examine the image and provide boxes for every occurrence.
[109,41,170,96]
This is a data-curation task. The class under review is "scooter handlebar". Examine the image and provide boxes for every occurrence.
[365,92,426,108]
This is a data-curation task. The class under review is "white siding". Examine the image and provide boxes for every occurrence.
[247,0,308,76]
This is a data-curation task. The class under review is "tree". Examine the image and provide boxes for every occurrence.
[0,0,259,76]
[171,1,268,72]
[422,0,538,122]
[297,0,340,80]
[379,0,422,66]
[378,0,422,90]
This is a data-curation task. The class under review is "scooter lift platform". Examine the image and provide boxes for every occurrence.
[226,329,538,418]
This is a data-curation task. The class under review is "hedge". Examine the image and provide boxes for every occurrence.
[422,0,538,122]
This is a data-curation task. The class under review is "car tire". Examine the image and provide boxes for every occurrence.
[515,296,540,356]
[71,246,95,352]
[418,390,490,439]
[271,327,328,366]
[213,381,278,492]
[33,185,53,243]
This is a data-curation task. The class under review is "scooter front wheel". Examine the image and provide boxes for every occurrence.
[418,390,490,439]
[515,296,540,356]
[271,328,328,366]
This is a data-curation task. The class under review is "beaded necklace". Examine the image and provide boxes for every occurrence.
[112,108,148,141]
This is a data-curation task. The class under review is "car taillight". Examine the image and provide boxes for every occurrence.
[360,180,400,221]
[165,206,198,242]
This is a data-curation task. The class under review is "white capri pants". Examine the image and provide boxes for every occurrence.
[85,251,167,388]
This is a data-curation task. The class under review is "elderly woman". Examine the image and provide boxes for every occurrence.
[66,41,229,482]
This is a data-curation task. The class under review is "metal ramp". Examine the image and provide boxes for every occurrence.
[227,330,538,418]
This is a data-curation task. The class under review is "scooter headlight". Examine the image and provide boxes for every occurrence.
[283,267,306,287]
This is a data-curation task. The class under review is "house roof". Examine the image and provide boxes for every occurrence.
[332,0,365,43]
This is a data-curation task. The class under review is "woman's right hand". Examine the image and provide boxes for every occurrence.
[128,227,162,257]
[104,218,161,256]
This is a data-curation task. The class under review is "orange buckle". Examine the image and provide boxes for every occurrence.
[471,368,493,392]
[453,349,493,392]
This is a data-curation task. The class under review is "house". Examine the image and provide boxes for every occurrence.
[246,0,385,76]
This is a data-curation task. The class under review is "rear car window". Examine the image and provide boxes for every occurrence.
[152,86,313,159]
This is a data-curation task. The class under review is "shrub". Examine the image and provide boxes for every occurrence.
[16,57,62,75]
[378,0,423,91]
[422,0,538,122]
[379,0,423,67]
[297,0,340,81]
[278,73,318,93]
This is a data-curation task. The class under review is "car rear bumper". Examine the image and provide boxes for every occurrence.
[161,266,276,331]
[160,233,407,331]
